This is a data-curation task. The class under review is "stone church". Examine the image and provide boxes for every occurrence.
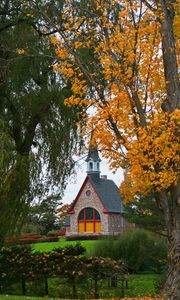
[65,145,132,237]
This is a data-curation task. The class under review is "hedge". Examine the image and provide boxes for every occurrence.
[0,244,127,299]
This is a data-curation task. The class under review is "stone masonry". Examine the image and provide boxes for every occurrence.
[68,180,109,235]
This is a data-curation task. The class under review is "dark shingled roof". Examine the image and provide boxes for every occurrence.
[85,147,101,162]
[88,175,124,213]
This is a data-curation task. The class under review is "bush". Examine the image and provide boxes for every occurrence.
[0,244,127,298]
[53,243,86,256]
[46,230,59,237]
[91,229,167,272]
[57,229,66,236]
[66,234,104,241]
[6,233,59,245]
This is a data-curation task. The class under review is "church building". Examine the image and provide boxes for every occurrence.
[65,144,132,237]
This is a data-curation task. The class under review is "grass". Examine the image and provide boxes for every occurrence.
[124,273,161,297]
[32,238,99,255]
[1,273,161,299]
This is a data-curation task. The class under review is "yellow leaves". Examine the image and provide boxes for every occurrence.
[49,1,179,205]
[71,78,87,96]
[55,47,68,59]
[74,41,83,49]
[16,48,26,55]
[64,95,88,107]
[119,10,128,18]
[50,36,60,45]
[54,63,74,77]
[121,110,180,203]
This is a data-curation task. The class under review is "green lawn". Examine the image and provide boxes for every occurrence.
[124,273,161,297]
[32,238,99,255]
[0,273,161,299]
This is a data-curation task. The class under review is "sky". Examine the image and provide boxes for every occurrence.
[61,155,124,204]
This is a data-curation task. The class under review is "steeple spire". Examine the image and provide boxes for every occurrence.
[86,130,101,178]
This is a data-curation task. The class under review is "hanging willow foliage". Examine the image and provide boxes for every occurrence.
[0,1,85,243]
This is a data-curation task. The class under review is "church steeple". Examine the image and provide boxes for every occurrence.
[86,132,101,177]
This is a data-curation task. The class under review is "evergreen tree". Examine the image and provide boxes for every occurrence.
[123,194,166,236]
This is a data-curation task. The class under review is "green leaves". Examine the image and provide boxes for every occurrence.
[0,0,85,242]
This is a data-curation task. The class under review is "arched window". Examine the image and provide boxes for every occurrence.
[78,207,101,233]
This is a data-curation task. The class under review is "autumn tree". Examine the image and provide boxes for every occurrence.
[41,0,180,298]
[0,0,84,243]
[57,203,71,228]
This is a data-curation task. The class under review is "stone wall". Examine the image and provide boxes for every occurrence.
[68,180,109,236]
[108,214,134,235]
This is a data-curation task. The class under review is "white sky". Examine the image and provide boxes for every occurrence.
[61,156,124,204]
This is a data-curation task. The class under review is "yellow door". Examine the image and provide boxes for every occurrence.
[95,222,101,233]
[86,222,94,232]
[78,222,85,233]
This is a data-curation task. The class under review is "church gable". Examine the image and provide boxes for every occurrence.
[73,177,105,212]
[67,177,109,235]
[68,176,105,214]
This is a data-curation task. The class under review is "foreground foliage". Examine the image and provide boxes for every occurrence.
[0,273,162,299]
[91,229,167,273]
[0,244,127,299]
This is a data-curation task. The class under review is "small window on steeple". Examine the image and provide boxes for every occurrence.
[89,162,93,170]
[97,162,99,170]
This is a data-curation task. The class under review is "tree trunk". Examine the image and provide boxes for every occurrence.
[94,278,99,299]
[157,1,180,297]
[158,0,180,112]
[157,184,180,299]
[72,282,76,299]
[163,229,180,299]
[44,279,48,295]
[22,277,26,295]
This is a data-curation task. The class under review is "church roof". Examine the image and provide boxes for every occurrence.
[89,175,124,213]
[68,175,124,214]
[85,147,101,162]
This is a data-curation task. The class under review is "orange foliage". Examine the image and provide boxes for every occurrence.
[51,0,179,203]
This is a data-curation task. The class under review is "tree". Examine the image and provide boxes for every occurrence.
[123,194,166,236]
[0,0,84,243]
[44,0,179,298]
[57,203,71,229]
[24,196,61,235]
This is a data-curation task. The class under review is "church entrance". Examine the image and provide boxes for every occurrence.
[78,207,101,233]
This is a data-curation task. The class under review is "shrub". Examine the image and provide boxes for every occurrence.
[6,234,59,245]
[91,229,167,272]
[57,229,66,236]
[46,230,59,237]
[66,234,104,241]
[0,244,127,298]
[53,243,86,256]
